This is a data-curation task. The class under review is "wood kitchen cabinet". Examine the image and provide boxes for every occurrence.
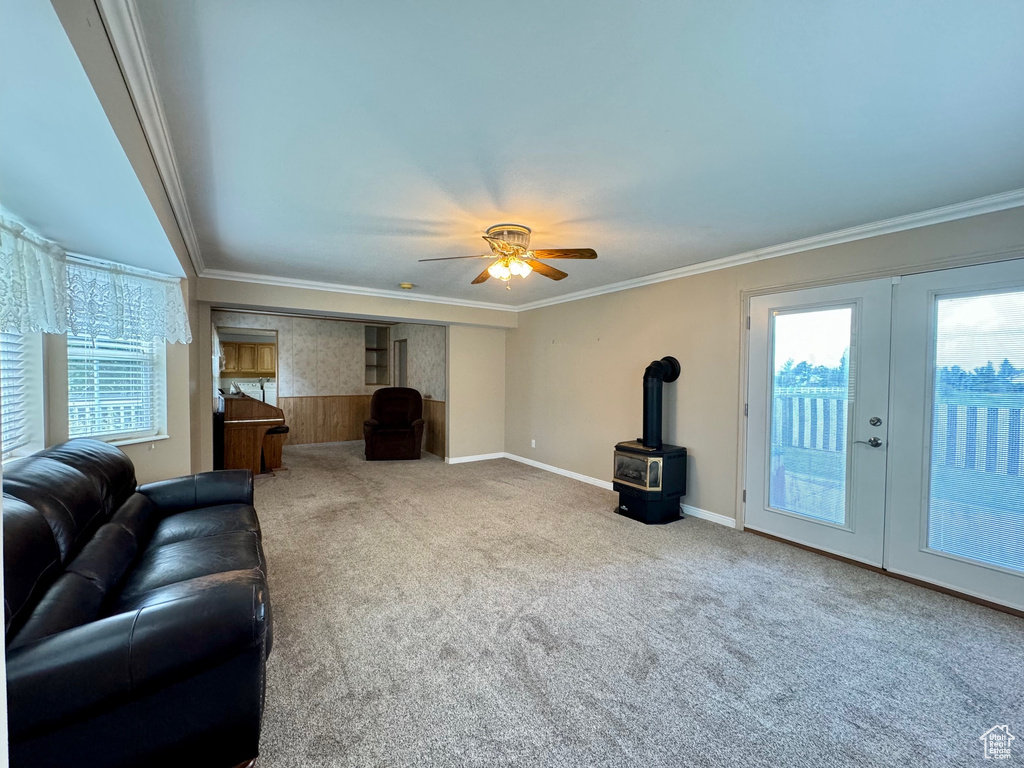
[222,342,238,373]
[237,343,257,372]
[257,344,276,375]
[221,341,277,376]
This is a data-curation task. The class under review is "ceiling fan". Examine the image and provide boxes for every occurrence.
[418,224,597,289]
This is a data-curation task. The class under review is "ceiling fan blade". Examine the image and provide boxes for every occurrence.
[526,259,569,281]
[471,266,492,284]
[530,248,598,259]
[417,254,489,262]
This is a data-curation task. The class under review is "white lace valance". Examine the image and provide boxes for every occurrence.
[0,211,191,343]
[67,259,192,344]
[0,213,69,333]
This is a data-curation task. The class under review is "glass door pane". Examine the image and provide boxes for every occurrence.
[928,290,1024,572]
[769,307,853,525]
[746,279,891,566]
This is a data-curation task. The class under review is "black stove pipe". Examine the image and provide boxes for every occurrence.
[642,356,681,449]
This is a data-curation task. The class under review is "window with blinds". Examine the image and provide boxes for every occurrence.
[67,335,165,441]
[1,332,31,460]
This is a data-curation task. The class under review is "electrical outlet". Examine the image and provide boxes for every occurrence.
[531,439,536,448]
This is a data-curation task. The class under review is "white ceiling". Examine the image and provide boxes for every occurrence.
[128,0,1024,304]
[0,0,183,276]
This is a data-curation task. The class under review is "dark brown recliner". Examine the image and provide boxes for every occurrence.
[363,387,424,461]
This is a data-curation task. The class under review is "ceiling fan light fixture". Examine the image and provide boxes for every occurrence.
[488,261,512,280]
[418,223,595,287]
[509,258,533,277]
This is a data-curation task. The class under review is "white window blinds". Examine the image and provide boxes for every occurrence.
[67,334,164,441]
[1,332,30,459]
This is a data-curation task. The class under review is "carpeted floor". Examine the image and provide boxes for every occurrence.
[253,441,1023,767]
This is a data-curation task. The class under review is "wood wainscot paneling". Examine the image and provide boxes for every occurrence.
[280,395,445,457]
[278,396,372,444]
[422,398,446,458]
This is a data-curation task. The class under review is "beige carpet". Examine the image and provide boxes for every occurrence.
[252,441,1023,767]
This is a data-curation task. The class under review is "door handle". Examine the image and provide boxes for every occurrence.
[855,437,884,448]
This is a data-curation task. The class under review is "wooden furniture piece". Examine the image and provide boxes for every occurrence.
[222,393,286,476]
[220,341,276,376]
[422,397,446,457]
[261,425,289,471]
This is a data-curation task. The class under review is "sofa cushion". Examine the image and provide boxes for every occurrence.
[116,531,265,603]
[109,493,158,546]
[3,496,61,637]
[113,567,274,656]
[149,504,260,548]
[2,457,105,562]
[11,524,140,648]
[11,573,105,650]
[35,440,137,517]
[114,568,267,613]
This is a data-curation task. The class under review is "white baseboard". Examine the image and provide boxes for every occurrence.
[681,503,738,528]
[503,453,614,491]
[445,452,506,464]
[447,452,737,530]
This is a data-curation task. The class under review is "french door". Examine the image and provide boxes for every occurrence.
[746,260,1024,609]
[887,261,1024,609]
[745,279,893,566]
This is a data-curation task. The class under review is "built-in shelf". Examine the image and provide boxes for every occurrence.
[364,326,390,385]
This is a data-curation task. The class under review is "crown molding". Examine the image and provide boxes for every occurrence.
[200,269,519,312]
[97,0,205,275]
[514,188,1024,311]
[197,189,1024,314]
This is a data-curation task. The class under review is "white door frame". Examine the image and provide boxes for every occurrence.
[738,258,1024,609]
[885,259,1024,610]
[744,279,894,565]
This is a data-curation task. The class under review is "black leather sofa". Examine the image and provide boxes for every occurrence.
[3,439,272,768]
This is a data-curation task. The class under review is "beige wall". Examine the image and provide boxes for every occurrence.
[447,325,506,458]
[505,207,1024,520]
[194,303,214,473]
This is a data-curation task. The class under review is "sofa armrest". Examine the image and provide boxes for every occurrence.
[412,418,425,428]
[363,418,379,428]
[139,470,253,515]
[6,579,269,741]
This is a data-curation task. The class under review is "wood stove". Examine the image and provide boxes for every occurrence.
[613,356,688,524]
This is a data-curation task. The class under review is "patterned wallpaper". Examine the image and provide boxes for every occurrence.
[391,323,446,400]
[212,311,446,400]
